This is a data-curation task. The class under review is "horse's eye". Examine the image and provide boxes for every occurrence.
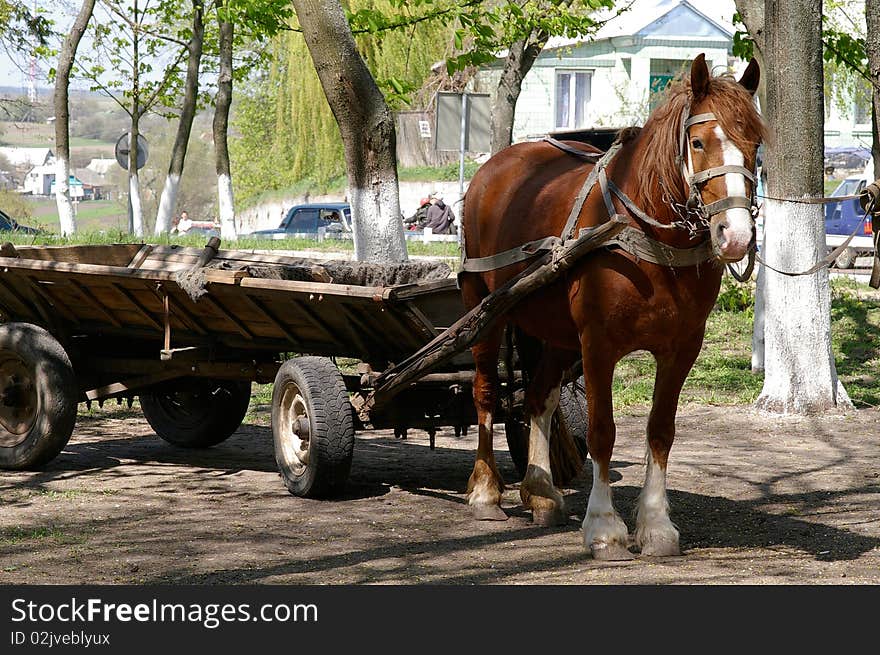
[691,138,704,151]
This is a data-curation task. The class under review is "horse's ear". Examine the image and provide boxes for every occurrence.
[690,53,710,100]
[738,58,760,96]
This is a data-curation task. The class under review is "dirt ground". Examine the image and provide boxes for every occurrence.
[1,403,879,585]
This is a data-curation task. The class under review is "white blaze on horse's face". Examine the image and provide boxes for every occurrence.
[711,125,754,261]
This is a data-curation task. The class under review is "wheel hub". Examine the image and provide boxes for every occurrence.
[0,355,38,448]
[279,384,311,473]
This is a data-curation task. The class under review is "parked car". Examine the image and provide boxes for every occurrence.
[825,159,875,269]
[0,208,39,235]
[250,203,352,239]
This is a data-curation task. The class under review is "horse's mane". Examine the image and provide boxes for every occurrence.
[628,72,767,218]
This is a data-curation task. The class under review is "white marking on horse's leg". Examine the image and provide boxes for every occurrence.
[714,125,753,242]
[635,446,680,556]
[582,459,628,552]
[521,386,566,525]
[526,385,560,476]
[468,409,500,507]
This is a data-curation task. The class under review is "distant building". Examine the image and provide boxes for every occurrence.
[23,163,55,195]
[474,0,736,143]
[0,147,54,169]
[72,167,112,200]
[86,158,117,175]
[50,175,84,200]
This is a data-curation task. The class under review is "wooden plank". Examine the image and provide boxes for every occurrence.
[109,284,164,331]
[0,256,183,282]
[149,286,209,336]
[336,304,374,358]
[0,275,41,321]
[198,294,255,340]
[239,276,393,300]
[127,244,155,269]
[25,279,80,326]
[239,292,305,349]
[67,279,124,328]
[9,244,144,267]
[289,297,344,345]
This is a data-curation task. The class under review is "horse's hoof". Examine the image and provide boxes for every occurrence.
[639,541,681,558]
[532,506,567,527]
[472,504,508,521]
[590,542,635,561]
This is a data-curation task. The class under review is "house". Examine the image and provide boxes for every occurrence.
[72,167,112,200]
[474,0,737,143]
[50,175,84,200]
[474,0,870,152]
[23,163,55,196]
[0,147,54,169]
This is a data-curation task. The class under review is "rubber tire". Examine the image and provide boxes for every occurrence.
[272,357,354,498]
[0,322,78,470]
[140,379,252,448]
[505,379,589,486]
[835,247,857,269]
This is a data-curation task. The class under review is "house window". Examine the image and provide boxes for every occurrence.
[649,59,688,110]
[555,70,592,129]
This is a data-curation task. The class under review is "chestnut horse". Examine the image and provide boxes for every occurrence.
[460,55,765,559]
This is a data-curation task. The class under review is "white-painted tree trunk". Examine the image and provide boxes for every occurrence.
[155,174,180,235]
[350,179,407,263]
[129,173,144,237]
[756,200,851,412]
[751,229,766,372]
[54,155,76,236]
[217,173,237,241]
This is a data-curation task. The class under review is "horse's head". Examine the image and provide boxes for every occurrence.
[683,54,763,262]
[632,54,765,263]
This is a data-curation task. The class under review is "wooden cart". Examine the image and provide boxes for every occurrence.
[0,240,586,497]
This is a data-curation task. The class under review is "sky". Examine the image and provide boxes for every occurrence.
[0,2,75,90]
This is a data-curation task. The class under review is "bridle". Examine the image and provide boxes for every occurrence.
[674,107,760,232]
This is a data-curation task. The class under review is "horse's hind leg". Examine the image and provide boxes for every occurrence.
[519,346,575,526]
[466,325,507,521]
[581,347,633,560]
[635,342,702,557]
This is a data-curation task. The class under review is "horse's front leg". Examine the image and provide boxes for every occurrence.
[581,350,632,560]
[466,327,507,521]
[636,340,703,557]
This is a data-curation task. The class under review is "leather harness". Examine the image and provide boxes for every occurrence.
[460,110,758,275]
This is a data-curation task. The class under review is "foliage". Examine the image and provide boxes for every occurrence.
[715,275,755,313]
[734,2,873,123]
[231,0,454,201]
[0,189,33,221]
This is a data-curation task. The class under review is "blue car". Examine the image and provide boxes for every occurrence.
[249,203,352,239]
[824,174,875,268]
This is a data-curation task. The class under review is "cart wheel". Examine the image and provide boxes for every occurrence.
[140,379,252,448]
[0,322,77,470]
[505,379,589,486]
[272,357,354,498]
[834,247,857,269]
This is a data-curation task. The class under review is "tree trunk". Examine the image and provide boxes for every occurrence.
[867,0,879,180]
[292,0,407,263]
[755,0,851,413]
[735,0,768,371]
[53,0,96,236]
[213,0,236,241]
[128,0,144,237]
[490,33,546,155]
[155,0,204,235]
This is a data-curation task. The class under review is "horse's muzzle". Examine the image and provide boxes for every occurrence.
[712,212,754,262]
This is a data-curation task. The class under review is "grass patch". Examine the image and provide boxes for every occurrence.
[0,525,67,545]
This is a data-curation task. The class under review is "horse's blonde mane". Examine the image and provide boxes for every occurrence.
[629,73,767,218]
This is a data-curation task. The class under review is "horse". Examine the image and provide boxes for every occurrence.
[459,54,765,559]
